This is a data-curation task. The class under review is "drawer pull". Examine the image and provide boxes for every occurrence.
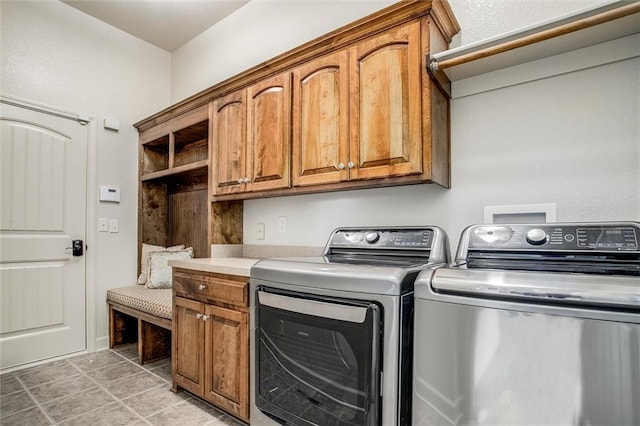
[196,313,203,319]
[198,284,207,291]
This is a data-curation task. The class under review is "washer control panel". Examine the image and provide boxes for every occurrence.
[467,223,640,251]
[329,228,433,250]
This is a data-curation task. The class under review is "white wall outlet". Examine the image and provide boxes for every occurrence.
[109,219,119,233]
[257,222,265,240]
[98,218,109,232]
[278,216,287,233]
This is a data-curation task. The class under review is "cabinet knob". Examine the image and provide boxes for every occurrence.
[198,284,207,291]
[347,161,355,169]
[196,313,203,319]
[243,177,250,183]
[237,178,243,184]
[202,315,210,321]
[338,162,345,170]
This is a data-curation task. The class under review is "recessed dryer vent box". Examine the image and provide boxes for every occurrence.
[484,203,556,224]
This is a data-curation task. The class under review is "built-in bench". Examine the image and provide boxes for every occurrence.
[107,285,172,365]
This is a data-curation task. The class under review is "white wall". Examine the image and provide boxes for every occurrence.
[171,0,395,103]
[172,0,639,251]
[1,1,171,348]
[448,0,606,46]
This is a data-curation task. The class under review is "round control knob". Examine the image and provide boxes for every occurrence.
[365,232,380,244]
[525,228,548,245]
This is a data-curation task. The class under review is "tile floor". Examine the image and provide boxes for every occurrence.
[0,346,246,426]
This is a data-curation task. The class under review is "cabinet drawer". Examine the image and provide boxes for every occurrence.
[173,270,248,307]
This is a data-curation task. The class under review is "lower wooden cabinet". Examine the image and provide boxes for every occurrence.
[204,304,248,418]
[171,269,250,422]
[173,297,206,394]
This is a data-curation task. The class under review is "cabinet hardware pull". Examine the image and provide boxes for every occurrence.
[198,284,207,291]
[243,178,250,183]
[347,161,355,169]
[202,315,210,321]
[196,313,203,319]
[237,178,243,184]
[337,162,345,170]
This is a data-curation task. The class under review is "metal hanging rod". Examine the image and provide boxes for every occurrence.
[429,0,640,74]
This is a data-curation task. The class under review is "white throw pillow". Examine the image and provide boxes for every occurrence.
[137,243,185,284]
[146,248,194,289]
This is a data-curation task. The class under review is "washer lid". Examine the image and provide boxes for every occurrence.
[424,267,640,311]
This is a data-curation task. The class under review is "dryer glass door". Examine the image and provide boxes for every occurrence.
[255,286,382,426]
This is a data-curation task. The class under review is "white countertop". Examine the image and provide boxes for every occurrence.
[168,257,261,277]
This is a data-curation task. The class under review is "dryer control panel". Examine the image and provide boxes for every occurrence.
[329,228,434,250]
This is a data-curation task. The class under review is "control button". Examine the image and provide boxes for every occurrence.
[525,228,548,245]
[365,232,380,244]
[564,234,575,242]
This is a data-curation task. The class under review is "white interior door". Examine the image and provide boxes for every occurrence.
[0,101,88,370]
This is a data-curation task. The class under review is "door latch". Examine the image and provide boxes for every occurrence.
[66,240,84,256]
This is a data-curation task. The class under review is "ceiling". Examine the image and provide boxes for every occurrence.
[61,0,250,52]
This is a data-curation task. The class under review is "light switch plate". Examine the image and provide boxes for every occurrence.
[257,223,265,240]
[98,218,108,232]
[109,219,119,233]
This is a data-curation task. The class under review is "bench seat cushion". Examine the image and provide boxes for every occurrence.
[107,285,172,320]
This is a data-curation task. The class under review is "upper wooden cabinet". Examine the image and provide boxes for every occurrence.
[350,21,423,181]
[292,50,349,187]
[247,73,291,192]
[212,73,291,195]
[212,90,246,196]
[292,22,424,187]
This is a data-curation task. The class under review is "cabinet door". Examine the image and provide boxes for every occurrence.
[173,296,205,395]
[247,73,291,192]
[204,304,249,422]
[349,21,423,180]
[292,50,349,186]
[212,90,247,195]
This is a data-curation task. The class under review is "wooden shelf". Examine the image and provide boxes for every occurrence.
[429,0,640,82]
[140,160,208,182]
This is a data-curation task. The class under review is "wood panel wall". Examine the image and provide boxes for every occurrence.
[169,188,208,258]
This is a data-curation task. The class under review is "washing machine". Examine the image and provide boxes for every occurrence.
[413,222,640,425]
